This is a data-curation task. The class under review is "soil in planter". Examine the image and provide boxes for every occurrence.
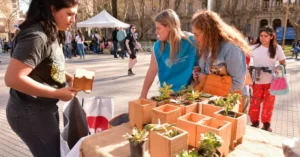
[129,141,145,157]
[182,100,194,106]
[219,110,237,118]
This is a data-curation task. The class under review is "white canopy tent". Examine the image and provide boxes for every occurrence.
[77,10,130,28]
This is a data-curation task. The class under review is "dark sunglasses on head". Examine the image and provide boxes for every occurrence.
[260,26,274,34]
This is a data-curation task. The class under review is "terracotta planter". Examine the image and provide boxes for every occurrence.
[151,104,181,124]
[73,68,95,93]
[199,101,223,117]
[129,99,157,129]
[213,110,247,150]
[197,118,232,156]
[170,102,198,115]
[176,113,209,147]
[149,125,188,157]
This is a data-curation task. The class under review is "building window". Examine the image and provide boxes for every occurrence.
[260,19,269,28]
[12,0,16,3]
[273,19,281,30]
[188,3,193,14]
[12,4,17,9]
[263,0,269,8]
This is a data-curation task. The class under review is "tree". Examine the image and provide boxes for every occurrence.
[132,0,156,39]
[112,0,118,18]
[288,6,300,40]
[0,0,18,34]
[218,0,261,34]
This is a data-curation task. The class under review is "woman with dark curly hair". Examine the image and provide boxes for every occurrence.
[4,0,78,156]
[191,10,249,101]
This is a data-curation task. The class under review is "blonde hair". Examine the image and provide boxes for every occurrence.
[155,9,189,62]
[191,10,250,62]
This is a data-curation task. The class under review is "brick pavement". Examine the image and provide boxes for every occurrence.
[0,52,299,156]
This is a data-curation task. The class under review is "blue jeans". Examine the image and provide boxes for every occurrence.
[6,102,60,157]
[113,41,118,57]
[92,43,99,54]
[64,43,72,59]
[77,43,85,58]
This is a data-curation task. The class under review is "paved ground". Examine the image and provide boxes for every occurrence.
[0,52,299,156]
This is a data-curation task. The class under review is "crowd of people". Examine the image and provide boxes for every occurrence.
[2,0,292,156]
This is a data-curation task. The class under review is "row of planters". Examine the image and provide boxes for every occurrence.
[125,123,223,157]
[127,82,247,157]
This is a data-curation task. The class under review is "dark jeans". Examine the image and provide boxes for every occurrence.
[113,41,118,57]
[118,41,127,57]
[92,43,99,54]
[6,102,60,157]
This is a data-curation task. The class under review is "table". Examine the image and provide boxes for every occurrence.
[79,123,286,157]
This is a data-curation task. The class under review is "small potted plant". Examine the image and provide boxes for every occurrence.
[197,132,223,157]
[213,93,247,149]
[176,149,198,157]
[128,98,157,129]
[148,124,189,157]
[124,127,149,157]
[199,99,223,117]
[171,90,200,115]
[151,82,174,106]
[173,86,194,97]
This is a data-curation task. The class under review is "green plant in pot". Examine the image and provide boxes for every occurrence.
[176,149,198,157]
[144,119,175,132]
[198,132,223,157]
[218,93,240,118]
[151,82,174,102]
[124,127,149,157]
[185,90,201,103]
[174,86,194,97]
[145,119,179,138]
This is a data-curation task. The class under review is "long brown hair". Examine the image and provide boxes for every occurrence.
[155,9,190,62]
[255,26,277,59]
[77,30,83,41]
[191,10,250,62]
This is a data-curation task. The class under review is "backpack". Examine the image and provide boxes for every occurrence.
[91,34,98,44]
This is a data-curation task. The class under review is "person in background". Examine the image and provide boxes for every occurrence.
[76,30,85,59]
[4,0,78,156]
[91,30,100,54]
[140,9,198,98]
[71,30,77,57]
[64,30,73,60]
[125,24,143,75]
[293,40,300,59]
[249,26,286,132]
[112,28,119,58]
[117,27,127,59]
